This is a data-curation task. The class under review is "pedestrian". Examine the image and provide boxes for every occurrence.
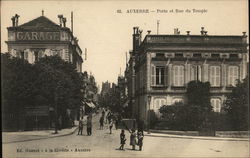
[107,111,111,123]
[78,119,83,135]
[137,119,144,136]
[86,116,92,136]
[119,129,126,150]
[99,115,104,130]
[137,131,144,151]
[114,115,119,130]
[129,129,137,150]
[102,109,105,117]
[109,118,113,134]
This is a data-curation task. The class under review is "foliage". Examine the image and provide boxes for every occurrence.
[98,84,126,115]
[1,53,35,113]
[33,55,84,111]
[158,81,213,130]
[187,81,212,112]
[1,53,84,129]
[223,76,249,130]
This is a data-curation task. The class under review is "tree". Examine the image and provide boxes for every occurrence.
[1,54,84,130]
[159,81,213,130]
[1,53,35,130]
[33,55,84,128]
[223,76,249,130]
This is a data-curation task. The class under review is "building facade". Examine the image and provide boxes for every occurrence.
[5,13,83,72]
[125,27,248,125]
[3,13,84,131]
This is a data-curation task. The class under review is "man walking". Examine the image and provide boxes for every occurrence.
[87,116,92,136]
[99,115,104,130]
[78,119,83,135]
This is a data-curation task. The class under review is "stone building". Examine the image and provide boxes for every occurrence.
[5,13,83,72]
[3,13,83,131]
[125,27,248,125]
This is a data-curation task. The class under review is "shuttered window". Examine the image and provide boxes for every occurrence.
[173,65,184,86]
[191,65,202,81]
[210,66,221,87]
[151,65,168,86]
[211,98,221,113]
[228,66,239,86]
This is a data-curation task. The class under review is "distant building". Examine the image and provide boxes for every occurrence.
[101,81,111,95]
[5,13,83,72]
[125,27,248,125]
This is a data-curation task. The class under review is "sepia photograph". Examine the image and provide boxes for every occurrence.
[1,0,249,157]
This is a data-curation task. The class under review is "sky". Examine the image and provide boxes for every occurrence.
[1,0,248,87]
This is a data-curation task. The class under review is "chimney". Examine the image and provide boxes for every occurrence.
[58,14,63,27]
[147,30,151,34]
[204,31,207,35]
[201,27,205,35]
[14,14,20,26]
[11,16,15,27]
[186,31,190,35]
[174,28,180,35]
[132,27,140,51]
[62,17,67,27]
[242,32,247,37]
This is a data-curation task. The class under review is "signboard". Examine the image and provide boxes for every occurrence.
[119,119,137,130]
[25,106,49,116]
[16,31,60,41]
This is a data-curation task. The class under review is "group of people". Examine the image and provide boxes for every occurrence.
[119,129,144,151]
[78,108,144,151]
[99,109,120,134]
[77,114,92,136]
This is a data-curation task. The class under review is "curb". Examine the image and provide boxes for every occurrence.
[144,133,250,141]
[3,127,79,144]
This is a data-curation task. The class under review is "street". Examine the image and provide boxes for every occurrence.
[3,112,249,158]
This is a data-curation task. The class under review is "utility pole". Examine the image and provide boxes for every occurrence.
[71,11,73,35]
[54,88,58,134]
[157,20,160,35]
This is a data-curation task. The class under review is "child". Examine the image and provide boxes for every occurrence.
[99,115,104,130]
[137,131,144,151]
[130,129,136,150]
[109,119,113,134]
[119,130,126,150]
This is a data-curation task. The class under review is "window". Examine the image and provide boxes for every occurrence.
[228,66,239,86]
[151,65,168,86]
[173,65,184,86]
[193,53,201,58]
[175,53,183,58]
[191,65,202,81]
[211,98,221,112]
[172,98,183,104]
[210,66,221,87]
[156,53,165,58]
[153,98,166,109]
[229,54,238,58]
[211,54,220,58]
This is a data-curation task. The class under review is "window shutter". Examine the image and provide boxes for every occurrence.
[198,65,202,81]
[151,65,155,86]
[173,66,177,86]
[165,66,168,86]
[180,66,184,86]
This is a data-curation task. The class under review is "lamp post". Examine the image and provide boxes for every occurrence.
[147,95,152,134]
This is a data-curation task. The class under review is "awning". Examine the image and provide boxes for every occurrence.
[86,102,96,108]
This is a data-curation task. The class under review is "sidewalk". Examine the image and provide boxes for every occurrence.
[2,115,89,144]
[145,130,250,141]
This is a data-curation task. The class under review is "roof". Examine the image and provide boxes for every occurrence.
[141,34,247,45]
[9,16,66,31]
